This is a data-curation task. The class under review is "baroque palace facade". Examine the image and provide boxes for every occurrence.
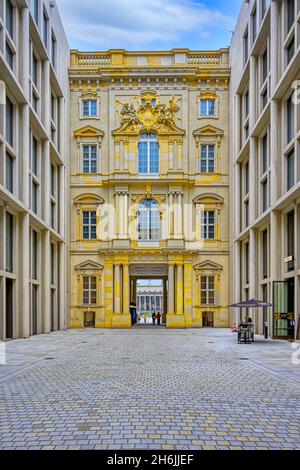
[69,49,230,329]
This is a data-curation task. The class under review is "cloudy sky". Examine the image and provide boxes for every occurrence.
[56,0,242,51]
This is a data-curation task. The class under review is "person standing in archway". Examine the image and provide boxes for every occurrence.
[152,311,156,325]
[157,312,161,326]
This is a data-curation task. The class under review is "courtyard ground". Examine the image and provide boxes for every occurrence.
[0,328,300,450]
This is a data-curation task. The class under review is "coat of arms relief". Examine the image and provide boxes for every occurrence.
[114,92,185,135]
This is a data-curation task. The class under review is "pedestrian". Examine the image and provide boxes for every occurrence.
[143,313,147,324]
[157,311,161,326]
[152,311,156,325]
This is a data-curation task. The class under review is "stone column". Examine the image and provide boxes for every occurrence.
[270,211,279,336]
[168,264,175,314]
[176,264,184,315]
[123,192,128,238]
[270,0,278,94]
[20,212,30,338]
[59,165,65,237]
[114,264,121,314]
[41,230,51,333]
[122,264,130,315]
[163,279,167,315]
[177,192,183,239]
[58,241,66,330]
[270,100,278,205]
[115,193,120,237]
[169,193,174,238]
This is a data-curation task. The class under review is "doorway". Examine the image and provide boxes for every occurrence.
[84,311,95,328]
[202,311,214,328]
[5,278,13,339]
[273,279,295,339]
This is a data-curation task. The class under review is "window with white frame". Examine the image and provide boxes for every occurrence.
[83,145,97,173]
[138,199,160,241]
[200,144,215,173]
[82,276,97,305]
[200,99,216,117]
[82,100,98,117]
[82,211,97,240]
[201,276,215,305]
[138,133,159,175]
[201,211,216,240]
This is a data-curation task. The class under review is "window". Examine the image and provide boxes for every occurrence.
[287,95,295,143]
[245,242,249,284]
[287,149,295,190]
[32,53,38,87]
[262,230,268,279]
[138,199,160,241]
[32,181,38,214]
[244,92,249,119]
[82,211,97,240]
[51,164,56,197]
[43,10,48,48]
[252,6,257,43]
[6,42,14,69]
[287,0,295,32]
[32,230,38,280]
[51,32,56,68]
[51,244,55,285]
[83,145,97,173]
[287,210,295,271]
[262,0,267,18]
[201,276,215,305]
[32,0,39,25]
[138,134,159,175]
[6,0,14,38]
[245,200,249,228]
[262,49,268,83]
[286,37,295,64]
[82,276,97,305]
[245,162,249,195]
[200,145,215,173]
[262,179,268,212]
[6,152,14,193]
[262,133,268,174]
[244,29,249,64]
[200,100,215,117]
[261,89,268,109]
[201,211,215,240]
[82,100,97,117]
[6,96,13,147]
[50,201,55,229]
[6,212,13,273]
[32,136,38,176]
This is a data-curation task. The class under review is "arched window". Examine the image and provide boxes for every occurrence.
[138,133,159,175]
[138,199,160,241]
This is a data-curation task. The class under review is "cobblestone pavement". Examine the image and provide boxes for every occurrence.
[0,328,300,450]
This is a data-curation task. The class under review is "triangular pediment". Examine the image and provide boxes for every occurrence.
[194,260,223,271]
[74,125,104,138]
[75,260,104,271]
[193,124,224,137]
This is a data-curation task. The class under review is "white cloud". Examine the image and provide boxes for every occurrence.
[55,0,235,50]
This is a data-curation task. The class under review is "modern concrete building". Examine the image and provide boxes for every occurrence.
[230,0,300,339]
[69,49,230,329]
[0,0,70,340]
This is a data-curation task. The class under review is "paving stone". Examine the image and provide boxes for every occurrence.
[0,329,300,450]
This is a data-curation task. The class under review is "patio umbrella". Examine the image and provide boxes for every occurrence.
[229,298,275,326]
[229,299,275,308]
